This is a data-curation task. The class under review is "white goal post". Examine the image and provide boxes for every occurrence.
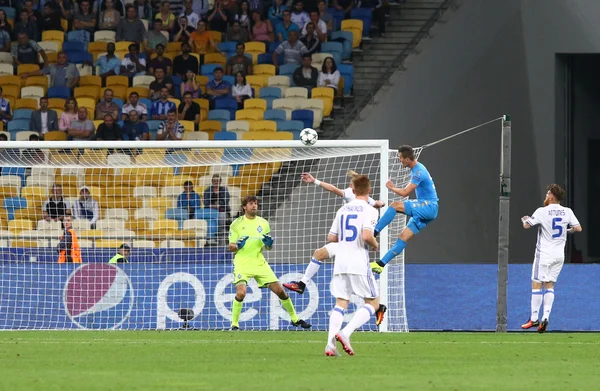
[0,139,412,332]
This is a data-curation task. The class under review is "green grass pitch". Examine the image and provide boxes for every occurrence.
[1,331,599,390]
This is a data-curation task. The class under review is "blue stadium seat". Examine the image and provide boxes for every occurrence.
[277,120,304,132]
[146,120,161,134]
[3,197,27,220]
[320,42,344,65]
[67,30,90,43]
[338,64,354,96]
[268,42,279,53]
[259,87,282,109]
[213,131,237,140]
[328,8,345,31]
[171,75,183,99]
[48,87,71,99]
[13,109,33,120]
[291,110,314,130]
[108,98,124,109]
[218,41,238,55]
[350,8,373,37]
[264,109,286,122]
[165,153,187,175]
[201,63,221,76]
[62,41,87,52]
[258,53,281,65]
[139,98,152,111]
[0,6,16,20]
[279,64,297,78]
[208,109,232,122]
[2,167,27,185]
[65,51,93,64]
[7,119,29,133]
[213,98,237,118]
[195,208,218,237]
[331,31,353,60]
[165,208,189,229]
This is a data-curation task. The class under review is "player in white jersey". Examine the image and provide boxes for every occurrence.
[325,174,380,356]
[520,184,582,333]
[283,171,387,325]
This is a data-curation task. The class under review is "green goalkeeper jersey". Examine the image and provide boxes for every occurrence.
[229,215,271,267]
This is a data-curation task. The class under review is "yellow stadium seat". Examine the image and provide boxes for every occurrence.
[206,31,222,43]
[311,87,334,116]
[44,131,67,141]
[61,18,68,32]
[194,98,209,120]
[3,85,20,99]
[17,64,40,75]
[341,19,363,49]
[168,98,181,107]
[11,240,38,248]
[106,75,129,87]
[180,120,195,132]
[74,86,101,100]
[21,186,48,200]
[42,30,65,42]
[0,75,21,88]
[250,120,277,132]
[48,98,66,110]
[243,98,267,112]
[13,208,43,221]
[115,41,134,52]
[24,76,49,90]
[15,98,38,110]
[95,240,123,249]
[199,120,223,133]
[242,131,293,140]
[8,219,34,233]
[80,75,102,88]
[246,75,268,90]
[236,109,264,121]
[153,219,179,231]
[76,97,96,110]
[88,42,108,53]
[127,87,150,99]
[244,41,266,54]
[253,64,276,76]
[126,220,150,232]
[166,42,182,53]
[204,53,226,65]
[180,166,210,177]
[79,229,106,239]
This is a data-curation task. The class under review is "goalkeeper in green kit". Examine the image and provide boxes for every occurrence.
[228,195,311,330]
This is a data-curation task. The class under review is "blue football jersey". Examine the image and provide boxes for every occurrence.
[410,162,438,201]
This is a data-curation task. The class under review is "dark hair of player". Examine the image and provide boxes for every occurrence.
[398,145,415,160]
[548,184,565,202]
[241,195,258,207]
[352,175,371,196]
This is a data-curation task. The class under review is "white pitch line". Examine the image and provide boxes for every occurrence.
[0,338,599,346]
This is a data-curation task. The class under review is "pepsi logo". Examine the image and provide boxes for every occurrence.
[63,264,134,330]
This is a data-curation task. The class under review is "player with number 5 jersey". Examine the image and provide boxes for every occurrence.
[520,184,581,333]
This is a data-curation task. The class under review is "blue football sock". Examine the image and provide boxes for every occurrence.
[380,239,407,265]
[375,207,397,233]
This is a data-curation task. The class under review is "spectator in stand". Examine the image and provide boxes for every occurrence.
[293,53,318,89]
[300,22,320,55]
[30,96,59,137]
[57,216,82,264]
[155,0,176,33]
[179,0,199,28]
[220,0,238,14]
[291,1,310,30]
[149,68,175,100]
[123,109,150,140]
[190,20,216,55]
[357,0,385,37]
[173,42,199,79]
[121,92,148,121]
[68,107,95,141]
[275,10,299,42]
[234,1,251,30]
[156,109,184,140]
[268,0,287,25]
[14,9,39,42]
[95,89,121,120]
[173,15,195,43]
[207,0,231,34]
[249,11,273,44]
[193,0,209,18]
[53,0,74,22]
[134,0,154,21]
[95,43,121,84]
[333,0,354,18]
[169,0,185,18]
[59,98,78,132]
[318,56,340,91]
[95,114,123,140]
[12,32,48,66]
[21,133,46,164]
[226,42,253,76]
[74,0,97,35]
[226,20,249,43]
[42,3,63,31]
[178,91,200,126]
[273,30,306,66]
[43,184,71,222]
[72,186,100,229]
[317,0,333,35]
[303,11,327,41]
[0,23,10,52]
[116,6,147,44]
[206,67,232,109]
[0,10,12,36]
[203,174,231,233]
[147,44,173,75]
[145,19,169,53]
[180,70,199,98]
[0,86,12,126]
[99,0,121,31]
[23,0,43,32]
[120,43,147,78]
[151,87,176,119]
[21,52,80,89]
[177,180,201,219]
[93,0,126,15]
[232,71,252,109]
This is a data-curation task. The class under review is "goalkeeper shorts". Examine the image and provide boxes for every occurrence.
[233,263,278,288]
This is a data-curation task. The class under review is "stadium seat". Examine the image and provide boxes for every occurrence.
[320,42,344,64]
[311,87,334,117]
[62,41,86,52]
[42,30,65,42]
[199,120,224,134]
[17,64,39,75]
[3,197,27,220]
[217,41,237,56]
[311,52,334,70]
[272,98,302,120]
[104,208,129,221]
[350,8,373,37]
[106,75,129,87]
[13,109,33,120]
[213,131,237,140]
[278,64,296,79]
[263,109,287,122]
[15,131,38,141]
[183,131,209,140]
[331,31,353,60]
[338,64,354,96]
[79,75,102,88]
[47,87,71,99]
[236,109,264,121]
[243,98,267,112]
[241,131,293,140]
[284,87,308,99]
[44,131,67,141]
[204,53,227,66]
[94,30,116,42]
[291,110,315,130]
[251,120,277,132]
[253,64,276,77]
[300,99,324,127]
[213,99,238,118]
[0,75,21,88]
[341,19,363,49]
[160,239,186,248]
[133,240,156,248]
[96,219,126,231]
[7,120,29,133]
[0,52,11,65]
[74,86,101,100]
[268,76,290,91]
[201,63,221,76]
[165,208,188,222]
[277,120,304,133]
[226,120,250,133]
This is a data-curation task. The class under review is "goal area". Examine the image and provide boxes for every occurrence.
[0,140,413,331]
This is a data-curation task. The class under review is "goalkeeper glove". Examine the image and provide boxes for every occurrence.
[262,234,274,248]
[236,236,249,249]
[371,261,383,274]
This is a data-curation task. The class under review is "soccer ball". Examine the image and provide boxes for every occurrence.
[300,128,318,146]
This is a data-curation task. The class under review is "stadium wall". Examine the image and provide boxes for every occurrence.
[348,0,600,263]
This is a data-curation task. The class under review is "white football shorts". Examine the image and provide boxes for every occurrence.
[323,243,338,258]
[330,274,378,300]
[531,257,564,283]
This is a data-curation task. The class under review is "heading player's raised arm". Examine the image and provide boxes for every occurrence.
[385,179,417,197]
[301,172,345,197]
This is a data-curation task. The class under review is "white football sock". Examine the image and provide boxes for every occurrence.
[341,304,375,338]
[300,258,322,285]
[543,289,555,320]
[530,289,543,321]
[327,306,345,347]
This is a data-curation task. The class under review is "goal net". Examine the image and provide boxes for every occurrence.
[0,140,412,331]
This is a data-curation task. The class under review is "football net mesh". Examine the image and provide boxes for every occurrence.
[0,142,415,331]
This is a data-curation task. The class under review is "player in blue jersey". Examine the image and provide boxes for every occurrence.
[371,145,439,273]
